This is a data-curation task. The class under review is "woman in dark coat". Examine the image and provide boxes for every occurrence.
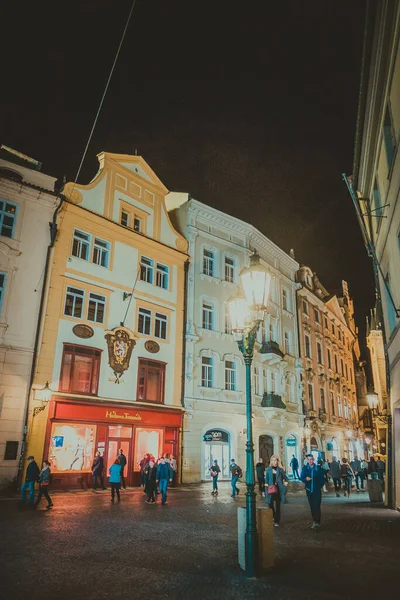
[144,459,157,504]
[265,455,289,527]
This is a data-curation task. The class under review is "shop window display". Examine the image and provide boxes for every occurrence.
[49,423,96,472]
[134,427,163,470]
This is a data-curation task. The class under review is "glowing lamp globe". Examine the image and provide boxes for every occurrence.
[228,292,249,332]
[41,382,53,402]
[239,251,272,311]
[366,386,378,410]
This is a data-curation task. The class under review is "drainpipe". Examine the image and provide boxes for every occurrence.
[16,192,65,490]
[179,259,189,485]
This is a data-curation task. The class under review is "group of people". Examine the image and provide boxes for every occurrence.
[316,455,385,497]
[20,456,53,509]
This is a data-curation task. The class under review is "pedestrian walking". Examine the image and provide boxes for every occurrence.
[329,456,342,497]
[300,454,325,530]
[321,459,330,492]
[156,457,173,505]
[117,448,127,489]
[21,456,40,507]
[230,459,242,497]
[170,454,178,486]
[368,456,377,478]
[350,457,364,492]
[210,459,221,495]
[34,460,53,509]
[144,459,157,504]
[91,451,106,490]
[290,455,300,480]
[361,458,369,480]
[255,458,265,496]
[139,454,148,488]
[340,458,354,497]
[109,458,122,503]
[265,455,289,527]
[376,458,385,481]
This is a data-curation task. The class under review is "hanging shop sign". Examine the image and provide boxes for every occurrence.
[104,326,139,383]
[73,324,94,339]
[203,429,229,443]
[286,438,297,447]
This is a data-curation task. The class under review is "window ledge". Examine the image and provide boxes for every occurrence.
[282,309,293,319]
[200,329,222,339]
[200,273,221,284]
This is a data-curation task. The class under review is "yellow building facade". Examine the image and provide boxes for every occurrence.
[26,153,188,487]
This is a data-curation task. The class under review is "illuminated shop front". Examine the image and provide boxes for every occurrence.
[44,399,183,488]
[203,429,231,480]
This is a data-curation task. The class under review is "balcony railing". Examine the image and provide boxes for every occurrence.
[261,393,286,409]
[259,341,284,358]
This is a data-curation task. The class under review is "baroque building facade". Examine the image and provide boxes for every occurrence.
[296,266,362,462]
[167,193,303,483]
[0,147,59,487]
[25,152,188,487]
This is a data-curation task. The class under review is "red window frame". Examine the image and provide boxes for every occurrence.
[59,344,102,396]
[136,358,166,404]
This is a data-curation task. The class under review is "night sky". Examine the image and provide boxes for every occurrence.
[1,0,375,354]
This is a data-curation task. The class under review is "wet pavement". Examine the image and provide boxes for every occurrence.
[0,482,399,600]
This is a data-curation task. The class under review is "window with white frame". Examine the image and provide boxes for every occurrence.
[92,237,110,268]
[314,309,320,324]
[271,371,276,393]
[201,356,213,387]
[0,272,6,312]
[203,249,215,277]
[282,288,289,311]
[138,308,152,335]
[269,322,275,342]
[0,199,17,238]
[317,341,323,365]
[87,293,106,324]
[253,366,260,395]
[338,395,342,417]
[202,302,214,330]
[155,312,168,340]
[284,331,290,354]
[308,383,314,410]
[263,368,268,393]
[64,287,84,318]
[225,309,232,334]
[72,230,91,261]
[224,256,235,283]
[156,263,169,290]
[225,360,236,391]
[140,256,154,284]
[305,334,311,358]
[344,398,348,419]
[121,210,129,227]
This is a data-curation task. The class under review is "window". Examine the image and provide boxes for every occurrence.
[201,357,213,388]
[350,368,353,385]
[284,331,290,354]
[224,256,235,283]
[137,359,165,403]
[64,287,84,318]
[338,396,342,417]
[72,230,91,261]
[93,238,110,268]
[344,399,349,420]
[133,217,141,233]
[320,388,326,412]
[138,308,152,335]
[282,288,288,311]
[156,263,169,290]
[334,354,339,373]
[345,364,349,380]
[269,322,275,342]
[314,309,320,324]
[155,313,167,340]
[324,316,328,329]
[271,371,276,393]
[332,323,335,336]
[225,310,232,334]
[331,391,335,415]
[302,300,309,315]
[59,344,101,395]
[305,334,311,359]
[327,349,332,369]
[0,272,6,312]
[338,330,341,342]
[87,293,106,324]
[225,360,236,391]
[253,366,260,394]
[121,208,143,233]
[341,359,344,376]
[317,341,323,365]
[202,302,214,330]
[308,384,314,410]
[121,211,129,227]
[263,368,268,393]
[0,199,17,238]
[203,249,215,277]
[4,440,19,460]
[140,257,154,284]
[383,104,396,169]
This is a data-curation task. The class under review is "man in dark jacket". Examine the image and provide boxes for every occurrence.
[255,458,265,496]
[329,457,342,497]
[144,459,157,504]
[376,458,385,481]
[156,457,173,505]
[118,449,127,489]
[350,457,364,491]
[290,455,300,479]
[92,451,106,490]
[21,456,40,506]
[300,454,325,530]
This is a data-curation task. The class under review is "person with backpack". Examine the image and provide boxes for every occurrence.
[34,460,53,509]
[265,455,289,527]
[21,455,40,507]
[340,458,354,497]
[255,458,265,496]
[230,459,242,497]
[210,459,221,495]
[290,455,300,480]
[117,448,127,489]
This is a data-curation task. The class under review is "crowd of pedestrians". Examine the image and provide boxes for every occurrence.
[20,456,53,510]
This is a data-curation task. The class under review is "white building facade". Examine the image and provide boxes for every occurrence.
[0,148,59,487]
[167,194,303,483]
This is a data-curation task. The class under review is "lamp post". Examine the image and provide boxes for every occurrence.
[33,382,53,417]
[228,251,272,578]
[366,386,393,508]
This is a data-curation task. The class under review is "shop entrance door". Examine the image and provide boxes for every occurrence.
[106,425,132,485]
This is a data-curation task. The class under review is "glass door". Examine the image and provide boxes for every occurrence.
[204,442,230,480]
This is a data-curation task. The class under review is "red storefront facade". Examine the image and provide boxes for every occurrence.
[43,398,183,488]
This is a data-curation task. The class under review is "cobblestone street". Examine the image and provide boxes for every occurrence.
[0,483,399,600]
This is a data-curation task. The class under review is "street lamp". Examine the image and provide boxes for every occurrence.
[365,385,392,507]
[228,250,272,578]
[33,382,53,417]
[366,386,379,411]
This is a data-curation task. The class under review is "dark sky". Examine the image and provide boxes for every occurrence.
[1,0,375,354]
